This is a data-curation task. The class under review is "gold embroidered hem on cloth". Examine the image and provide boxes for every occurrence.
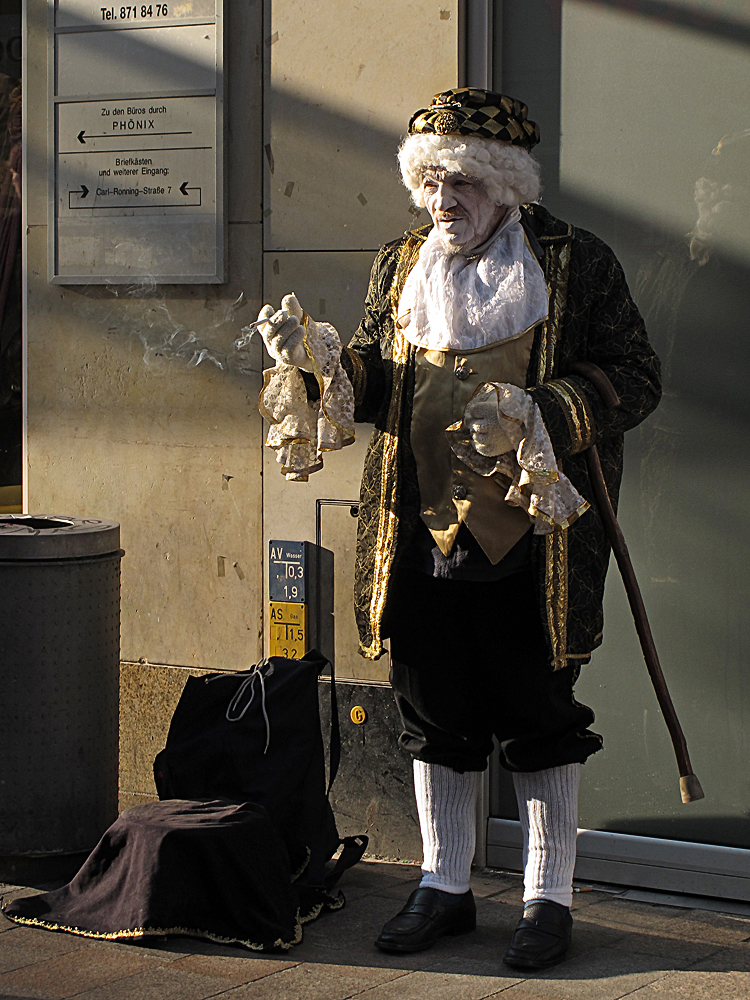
[0,910,304,952]
[1,892,345,952]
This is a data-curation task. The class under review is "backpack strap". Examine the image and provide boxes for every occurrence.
[327,649,340,795]
[325,835,369,889]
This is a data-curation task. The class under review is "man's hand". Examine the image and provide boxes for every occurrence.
[465,392,514,457]
[257,293,314,371]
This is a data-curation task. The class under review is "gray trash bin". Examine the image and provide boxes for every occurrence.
[0,516,123,882]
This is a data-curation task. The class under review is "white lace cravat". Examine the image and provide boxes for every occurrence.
[397,210,550,351]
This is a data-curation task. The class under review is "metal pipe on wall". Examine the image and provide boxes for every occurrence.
[459,0,494,90]
[459,0,495,869]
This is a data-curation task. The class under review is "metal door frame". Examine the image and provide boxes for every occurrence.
[487,818,750,901]
[459,0,493,90]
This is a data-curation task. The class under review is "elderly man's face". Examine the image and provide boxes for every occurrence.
[421,168,505,252]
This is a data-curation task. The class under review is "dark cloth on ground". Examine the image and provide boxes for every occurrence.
[1,799,341,951]
[387,567,603,772]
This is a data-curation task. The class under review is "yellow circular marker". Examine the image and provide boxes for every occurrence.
[350,705,367,725]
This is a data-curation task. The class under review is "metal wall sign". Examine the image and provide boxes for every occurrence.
[268,540,334,663]
[268,540,307,604]
[269,540,308,659]
[268,601,307,660]
[48,1,224,283]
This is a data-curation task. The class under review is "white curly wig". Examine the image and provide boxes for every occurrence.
[398,133,542,209]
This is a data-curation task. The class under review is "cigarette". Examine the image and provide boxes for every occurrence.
[234,318,267,350]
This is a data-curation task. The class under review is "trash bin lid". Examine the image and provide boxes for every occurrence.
[0,516,121,560]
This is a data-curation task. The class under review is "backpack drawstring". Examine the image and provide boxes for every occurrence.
[209,661,273,753]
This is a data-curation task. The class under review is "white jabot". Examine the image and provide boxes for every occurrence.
[397,209,550,351]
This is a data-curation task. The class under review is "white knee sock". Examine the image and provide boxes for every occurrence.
[413,760,479,894]
[512,763,581,909]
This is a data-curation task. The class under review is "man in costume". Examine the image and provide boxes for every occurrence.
[257,89,661,969]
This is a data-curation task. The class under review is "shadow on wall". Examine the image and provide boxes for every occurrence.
[264,85,429,252]
[574,0,750,49]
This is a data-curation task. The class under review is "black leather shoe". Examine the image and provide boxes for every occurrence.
[503,899,573,970]
[374,887,476,953]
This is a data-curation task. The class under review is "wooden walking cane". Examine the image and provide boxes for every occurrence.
[569,361,704,804]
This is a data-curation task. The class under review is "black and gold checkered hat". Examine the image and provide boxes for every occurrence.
[408,88,540,149]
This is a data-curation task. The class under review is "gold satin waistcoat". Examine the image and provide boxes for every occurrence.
[410,325,537,564]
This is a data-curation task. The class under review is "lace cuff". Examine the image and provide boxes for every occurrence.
[259,319,355,481]
[447,381,590,533]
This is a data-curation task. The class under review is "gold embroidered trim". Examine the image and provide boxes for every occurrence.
[363,331,410,659]
[536,230,573,670]
[537,320,549,383]
[567,385,592,445]
[537,235,571,384]
[545,525,569,671]
[0,911,302,952]
[299,892,345,926]
[343,346,367,404]
[390,236,424,317]
[560,500,590,529]
[549,240,570,378]
[447,317,543,355]
[543,374,596,453]
[361,236,422,659]
[545,380,584,451]
[528,498,590,530]
[558,377,594,450]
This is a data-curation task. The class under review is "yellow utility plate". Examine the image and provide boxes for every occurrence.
[269,601,306,659]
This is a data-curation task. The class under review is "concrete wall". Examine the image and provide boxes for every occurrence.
[25,2,461,809]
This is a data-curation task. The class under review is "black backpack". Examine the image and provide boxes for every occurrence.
[153,650,367,894]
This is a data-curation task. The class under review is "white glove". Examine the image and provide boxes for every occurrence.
[257,293,314,371]
[465,390,514,457]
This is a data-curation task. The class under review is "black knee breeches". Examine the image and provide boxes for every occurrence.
[386,568,603,773]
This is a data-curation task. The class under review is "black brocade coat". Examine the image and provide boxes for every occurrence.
[340,204,661,667]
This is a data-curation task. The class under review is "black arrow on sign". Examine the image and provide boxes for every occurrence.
[77,130,86,144]
[67,185,90,209]
[178,182,202,206]
[173,181,203,208]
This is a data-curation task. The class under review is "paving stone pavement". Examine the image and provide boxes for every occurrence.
[2,862,750,999]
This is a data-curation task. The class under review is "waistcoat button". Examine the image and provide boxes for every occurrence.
[455,366,470,380]
[452,485,468,500]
